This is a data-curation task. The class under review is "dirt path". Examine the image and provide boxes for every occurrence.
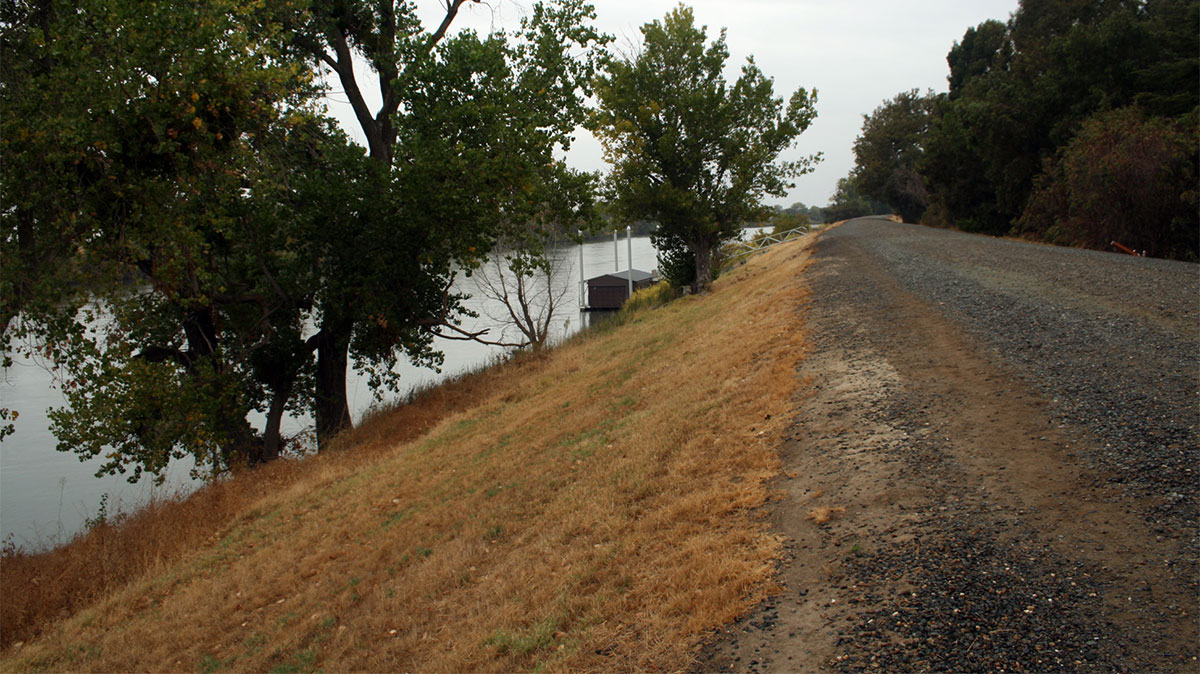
[697,218,1198,672]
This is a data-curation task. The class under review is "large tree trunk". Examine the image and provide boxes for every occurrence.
[178,306,261,471]
[691,237,714,294]
[260,378,292,463]
[314,325,352,450]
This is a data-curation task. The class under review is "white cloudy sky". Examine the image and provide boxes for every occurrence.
[324,0,1020,208]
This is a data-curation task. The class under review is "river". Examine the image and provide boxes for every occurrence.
[0,230,715,551]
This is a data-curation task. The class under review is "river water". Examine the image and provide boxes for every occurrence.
[0,231,698,551]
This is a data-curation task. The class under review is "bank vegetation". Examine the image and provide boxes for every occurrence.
[1,235,813,672]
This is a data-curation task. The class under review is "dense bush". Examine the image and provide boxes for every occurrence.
[1018,108,1198,260]
[848,0,1199,259]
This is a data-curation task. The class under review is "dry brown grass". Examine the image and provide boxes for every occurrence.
[1,234,814,673]
[0,365,515,649]
[806,506,846,525]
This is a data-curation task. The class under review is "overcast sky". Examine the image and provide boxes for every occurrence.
[324,0,1020,209]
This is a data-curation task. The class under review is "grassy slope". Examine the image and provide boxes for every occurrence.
[2,235,813,673]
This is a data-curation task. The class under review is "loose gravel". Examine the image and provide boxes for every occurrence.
[697,218,1197,673]
[835,513,1128,673]
[827,219,1199,544]
[819,218,1198,672]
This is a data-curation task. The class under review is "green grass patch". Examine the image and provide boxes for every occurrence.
[485,612,565,656]
[198,653,237,673]
[484,482,515,498]
[379,506,419,531]
[268,649,317,674]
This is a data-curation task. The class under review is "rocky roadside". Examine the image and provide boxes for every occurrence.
[695,218,1198,673]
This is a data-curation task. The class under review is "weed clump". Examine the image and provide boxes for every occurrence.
[807,506,846,525]
[620,280,679,314]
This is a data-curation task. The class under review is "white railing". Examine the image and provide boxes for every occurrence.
[722,225,812,264]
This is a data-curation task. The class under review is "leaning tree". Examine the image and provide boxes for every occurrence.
[285,0,608,443]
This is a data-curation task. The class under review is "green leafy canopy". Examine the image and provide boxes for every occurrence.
[591,4,820,292]
[1,0,612,480]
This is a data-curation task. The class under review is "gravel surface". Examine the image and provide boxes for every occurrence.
[818,218,1198,672]
[837,514,1127,673]
[695,217,1197,673]
[831,218,1199,542]
[825,380,1169,673]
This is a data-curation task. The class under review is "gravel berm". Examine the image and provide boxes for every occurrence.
[825,217,1198,541]
[696,216,1198,673]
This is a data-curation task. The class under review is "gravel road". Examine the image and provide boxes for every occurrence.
[698,217,1198,673]
[832,218,1199,539]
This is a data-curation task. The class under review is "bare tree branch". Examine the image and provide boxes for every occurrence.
[473,243,572,351]
[430,321,524,348]
[428,0,479,53]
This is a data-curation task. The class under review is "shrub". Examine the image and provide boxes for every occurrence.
[621,281,679,314]
[1018,107,1198,260]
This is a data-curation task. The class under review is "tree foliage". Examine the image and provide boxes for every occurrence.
[1018,107,1198,259]
[1,0,608,481]
[823,176,888,223]
[946,19,1009,97]
[850,0,1198,260]
[592,4,819,292]
[768,203,811,232]
[286,0,608,443]
[3,0,326,475]
[852,89,936,223]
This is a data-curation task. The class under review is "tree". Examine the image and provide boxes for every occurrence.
[2,0,327,474]
[288,0,608,442]
[946,19,1009,97]
[1133,0,1200,118]
[919,93,1010,233]
[473,235,575,351]
[760,202,812,233]
[592,4,819,293]
[1,0,609,482]
[822,175,882,223]
[768,207,809,233]
[851,89,936,223]
[920,0,1198,244]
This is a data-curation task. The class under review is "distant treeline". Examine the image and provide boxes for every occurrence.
[580,220,658,241]
[767,202,827,229]
[835,0,1198,260]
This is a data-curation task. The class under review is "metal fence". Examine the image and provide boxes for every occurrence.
[721,225,813,265]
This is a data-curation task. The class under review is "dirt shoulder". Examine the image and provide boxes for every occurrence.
[697,218,1198,673]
